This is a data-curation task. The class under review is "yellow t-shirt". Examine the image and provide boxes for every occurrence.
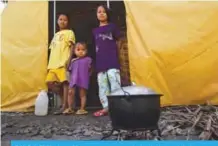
[47,29,76,69]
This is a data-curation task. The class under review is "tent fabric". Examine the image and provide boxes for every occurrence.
[1,1,218,112]
[124,1,218,106]
[1,1,48,112]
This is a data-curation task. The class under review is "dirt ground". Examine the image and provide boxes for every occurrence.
[1,110,200,145]
[1,111,112,141]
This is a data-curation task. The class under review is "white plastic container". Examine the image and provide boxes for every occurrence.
[34,90,49,116]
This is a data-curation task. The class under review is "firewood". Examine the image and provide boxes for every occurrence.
[158,105,218,140]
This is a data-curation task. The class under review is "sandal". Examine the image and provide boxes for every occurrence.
[93,110,108,117]
[53,108,65,115]
[76,109,88,115]
[62,108,74,115]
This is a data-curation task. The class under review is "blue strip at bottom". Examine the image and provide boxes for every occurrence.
[11,140,218,146]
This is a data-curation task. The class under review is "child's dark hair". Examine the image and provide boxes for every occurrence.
[57,13,70,21]
[56,13,70,30]
[96,5,111,22]
[75,42,87,50]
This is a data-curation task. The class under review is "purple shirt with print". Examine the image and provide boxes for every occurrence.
[92,23,121,73]
[68,56,92,89]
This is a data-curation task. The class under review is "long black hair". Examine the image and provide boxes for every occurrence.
[56,12,70,30]
[96,5,111,23]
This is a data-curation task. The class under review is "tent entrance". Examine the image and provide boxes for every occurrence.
[48,1,129,108]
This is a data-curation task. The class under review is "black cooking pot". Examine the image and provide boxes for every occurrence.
[107,86,162,130]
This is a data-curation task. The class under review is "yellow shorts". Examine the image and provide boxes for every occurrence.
[45,67,69,83]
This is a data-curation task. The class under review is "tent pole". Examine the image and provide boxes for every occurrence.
[53,0,59,107]
[53,0,56,35]
[107,0,110,8]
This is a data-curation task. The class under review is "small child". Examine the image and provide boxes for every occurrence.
[63,42,92,115]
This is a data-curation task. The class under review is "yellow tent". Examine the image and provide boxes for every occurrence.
[1,1,48,112]
[125,1,218,106]
[1,1,218,112]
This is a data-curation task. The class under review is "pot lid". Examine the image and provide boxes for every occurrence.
[109,85,159,96]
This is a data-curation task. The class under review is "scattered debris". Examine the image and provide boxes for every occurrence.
[1,105,218,140]
[159,105,218,140]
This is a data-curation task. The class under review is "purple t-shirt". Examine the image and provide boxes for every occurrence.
[92,23,121,73]
[68,56,92,89]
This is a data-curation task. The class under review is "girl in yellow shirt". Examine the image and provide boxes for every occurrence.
[46,13,76,115]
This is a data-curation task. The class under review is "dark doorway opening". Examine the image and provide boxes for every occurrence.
[48,1,129,108]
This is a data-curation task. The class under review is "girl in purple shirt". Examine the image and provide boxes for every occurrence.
[93,5,122,117]
[63,42,92,115]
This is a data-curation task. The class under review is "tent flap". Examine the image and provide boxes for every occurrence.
[1,1,48,112]
[124,1,218,106]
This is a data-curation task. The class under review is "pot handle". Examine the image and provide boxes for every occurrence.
[120,86,131,98]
